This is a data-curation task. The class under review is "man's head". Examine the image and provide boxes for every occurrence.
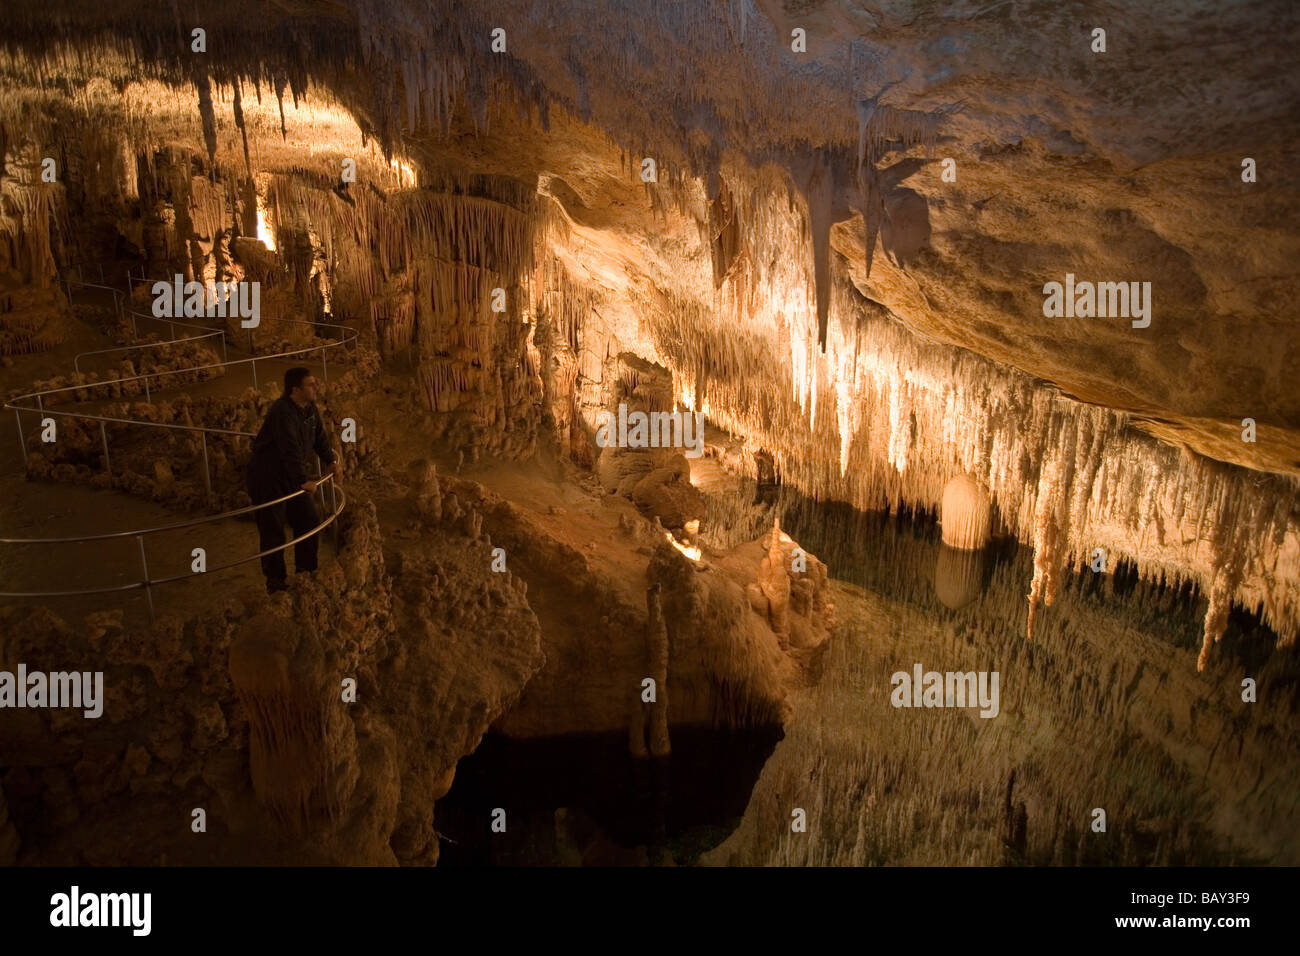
[284,367,319,405]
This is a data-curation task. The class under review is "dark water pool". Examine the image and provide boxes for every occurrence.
[435,725,782,866]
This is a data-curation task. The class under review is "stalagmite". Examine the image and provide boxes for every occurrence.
[758,517,793,645]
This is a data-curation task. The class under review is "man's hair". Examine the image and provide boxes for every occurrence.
[283,367,312,395]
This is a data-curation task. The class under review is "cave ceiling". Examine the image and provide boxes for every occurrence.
[3,0,1298,478]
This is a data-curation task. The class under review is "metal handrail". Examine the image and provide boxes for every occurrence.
[133,314,223,333]
[17,410,251,438]
[149,484,344,587]
[118,308,349,347]
[125,312,225,336]
[0,477,345,607]
[11,319,357,405]
[116,310,226,346]
[0,473,335,545]
[125,307,348,332]
[2,272,356,618]
[74,330,226,373]
[16,337,348,406]
[65,277,124,300]
[4,316,359,444]
[64,276,125,321]
[67,279,123,297]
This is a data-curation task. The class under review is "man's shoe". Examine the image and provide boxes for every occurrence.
[266,577,289,594]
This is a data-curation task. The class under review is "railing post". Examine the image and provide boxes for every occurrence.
[331,472,339,551]
[136,534,155,622]
[317,461,329,538]
[220,332,228,364]
[200,431,211,495]
[100,420,111,476]
[251,356,258,390]
[144,376,150,403]
[14,409,26,474]
[321,345,328,382]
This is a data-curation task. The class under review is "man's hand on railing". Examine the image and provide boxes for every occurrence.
[301,479,319,494]
[331,459,343,482]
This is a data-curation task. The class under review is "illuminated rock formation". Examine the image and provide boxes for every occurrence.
[940,475,991,550]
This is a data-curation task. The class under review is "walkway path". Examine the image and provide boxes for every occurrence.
[0,273,353,624]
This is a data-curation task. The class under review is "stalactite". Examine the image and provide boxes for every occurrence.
[0,143,65,293]
[232,78,251,174]
[1027,451,1065,641]
[274,74,287,140]
[193,67,218,169]
[789,152,835,351]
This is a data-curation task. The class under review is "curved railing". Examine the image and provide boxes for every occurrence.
[10,306,358,413]
[5,294,359,492]
[0,474,343,619]
[74,330,228,374]
[1,273,358,617]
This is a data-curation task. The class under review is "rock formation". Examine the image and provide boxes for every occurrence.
[940,475,991,550]
[0,0,1296,868]
[0,494,545,865]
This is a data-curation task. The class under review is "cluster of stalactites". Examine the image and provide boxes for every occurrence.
[267,165,535,307]
[644,204,1300,660]
[266,158,543,424]
[0,144,65,288]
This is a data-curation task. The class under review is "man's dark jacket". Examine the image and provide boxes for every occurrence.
[247,395,336,496]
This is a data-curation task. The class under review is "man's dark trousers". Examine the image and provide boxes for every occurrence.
[248,468,320,580]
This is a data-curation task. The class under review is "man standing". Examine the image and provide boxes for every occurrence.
[247,366,342,593]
